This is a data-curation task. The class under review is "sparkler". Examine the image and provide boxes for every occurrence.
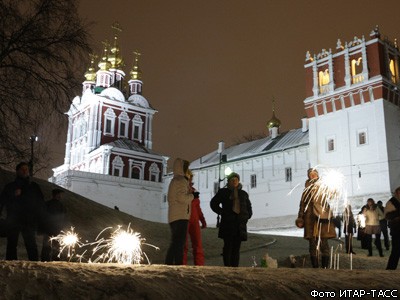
[50,227,84,260]
[52,224,159,265]
[90,224,159,265]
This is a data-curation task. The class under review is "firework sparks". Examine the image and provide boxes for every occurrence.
[50,227,84,260]
[302,167,346,217]
[90,224,159,265]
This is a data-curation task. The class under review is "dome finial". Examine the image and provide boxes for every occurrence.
[267,97,281,136]
[109,22,123,69]
[98,40,111,70]
[130,50,142,80]
[84,53,98,81]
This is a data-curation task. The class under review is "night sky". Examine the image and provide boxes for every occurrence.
[49,0,400,173]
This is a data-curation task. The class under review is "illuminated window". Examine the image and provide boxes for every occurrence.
[250,174,257,188]
[285,167,292,182]
[319,69,330,94]
[390,59,397,83]
[319,69,330,86]
[351,57,364,84]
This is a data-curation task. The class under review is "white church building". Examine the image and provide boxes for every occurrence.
[50,26,169,223]
[51,27,400,229]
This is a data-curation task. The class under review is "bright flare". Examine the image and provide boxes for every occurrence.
[91,224,159,265]
[50,227,83,259]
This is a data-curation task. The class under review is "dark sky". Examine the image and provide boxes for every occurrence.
[52,0,400,172]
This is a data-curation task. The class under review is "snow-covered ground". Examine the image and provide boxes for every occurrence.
[249,227,303,237]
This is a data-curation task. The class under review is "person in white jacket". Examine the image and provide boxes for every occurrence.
[364,198,384,257]
[165,158,194,265]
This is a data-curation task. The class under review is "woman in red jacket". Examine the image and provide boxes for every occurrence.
[183,178,207,266]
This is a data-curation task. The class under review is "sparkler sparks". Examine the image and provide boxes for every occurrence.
[52,224,159,265]
[50,227,84,260]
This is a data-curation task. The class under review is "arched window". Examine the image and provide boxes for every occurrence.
[149,162,160,182]
[319,69,330,86]
[318,69,330,94]
[129,159,145,180]
[351,57,364,84]
[112,156,124,177]
[132,114,143,142]
[390,59,398,83]
[118,111,130,138]
[104,108,116,136]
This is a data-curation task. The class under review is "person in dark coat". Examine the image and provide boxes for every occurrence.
[377,200,390,250]
[385,187,400,270]
[343,204,356,254]
[0,162,45,261]
[210,172,252,267]
[40,188,67,261]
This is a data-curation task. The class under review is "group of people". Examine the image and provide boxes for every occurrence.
[2,160,400,270]
[0,162,66,261]
[297,167,400,270]
[165,158,253,267]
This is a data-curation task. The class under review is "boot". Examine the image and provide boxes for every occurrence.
[375,239,384,257]
[310,256,319,268]
[321,256,330,269]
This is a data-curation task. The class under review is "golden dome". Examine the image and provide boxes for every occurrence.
[267,111,281,129]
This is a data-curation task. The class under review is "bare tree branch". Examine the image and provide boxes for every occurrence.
[0,0,91,172]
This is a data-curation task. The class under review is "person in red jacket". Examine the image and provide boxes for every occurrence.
[183,177,207,265]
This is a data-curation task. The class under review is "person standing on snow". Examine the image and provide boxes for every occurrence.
[0,162,45,261]
[165,158,194,265]
[296,168,336,268]
[183,174,207,266]
[210,172,252,267]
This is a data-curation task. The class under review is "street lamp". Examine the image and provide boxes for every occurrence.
[217,141,228,227]
[217,141,227,189]
[29,135,38,177]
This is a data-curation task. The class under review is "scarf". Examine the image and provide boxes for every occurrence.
[232,188,240,214]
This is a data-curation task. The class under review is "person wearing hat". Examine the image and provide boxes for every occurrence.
[296,168,336,268]
[296,168,320,268]
[165,158,194,265]
[210,172,252,267]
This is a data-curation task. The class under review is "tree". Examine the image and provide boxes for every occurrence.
[0,0,91,173]
[232,131,266,145]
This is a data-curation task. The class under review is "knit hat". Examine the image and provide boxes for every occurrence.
[227,172,240,182]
